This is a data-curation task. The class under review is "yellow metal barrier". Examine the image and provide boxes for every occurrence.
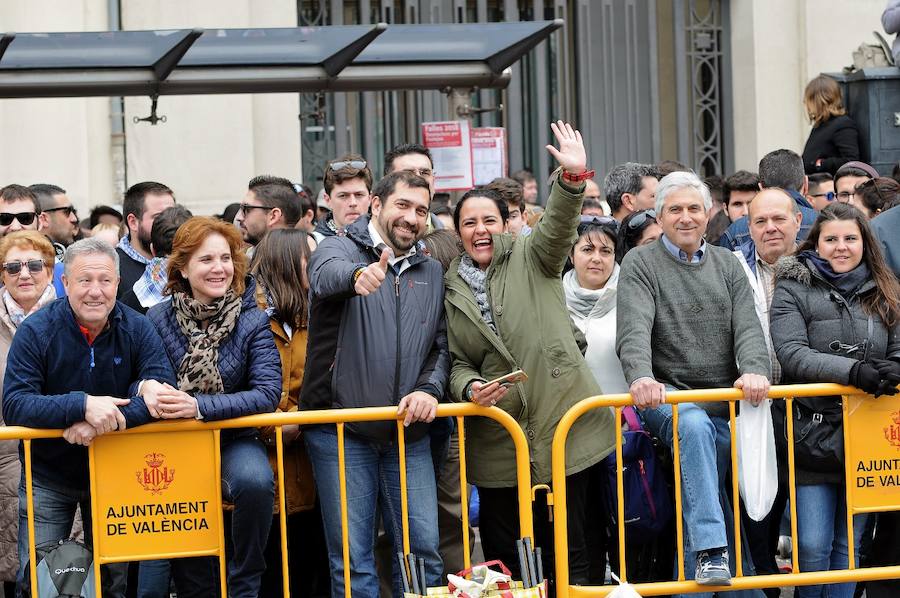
[550,383,900,597]
[0,402,534,598]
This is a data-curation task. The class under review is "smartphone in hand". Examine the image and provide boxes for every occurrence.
[485,369,528,388]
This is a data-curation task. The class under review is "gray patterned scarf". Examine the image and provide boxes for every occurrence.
[457,255,495,332]
[171,289,242,394]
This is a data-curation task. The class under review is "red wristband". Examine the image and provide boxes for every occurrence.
[562,169,595,183]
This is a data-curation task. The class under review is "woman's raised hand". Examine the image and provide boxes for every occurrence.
[545,120,587,175]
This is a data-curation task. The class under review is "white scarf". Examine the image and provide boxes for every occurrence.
[563,264,619,322]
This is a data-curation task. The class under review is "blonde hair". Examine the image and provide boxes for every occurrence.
[0,231,56,268]
[804,75,846,126]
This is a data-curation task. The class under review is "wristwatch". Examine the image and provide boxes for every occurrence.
[561,169,596,183]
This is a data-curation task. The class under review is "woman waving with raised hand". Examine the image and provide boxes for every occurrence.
[444,121,614,586]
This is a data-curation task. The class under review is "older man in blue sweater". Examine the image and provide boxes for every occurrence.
[3,238,175,597]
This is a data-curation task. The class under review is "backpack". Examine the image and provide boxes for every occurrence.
[21,539,96,598]
[602,406,672,539]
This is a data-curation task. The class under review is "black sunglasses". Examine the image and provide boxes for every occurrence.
[0,212,36,227]
[43,205,78,217]
[578,215,619,233]
[329,160,367,171]
[239,203,274,213]
[810,191,836,202]
[626,209,657,230]
[2,259,45,276]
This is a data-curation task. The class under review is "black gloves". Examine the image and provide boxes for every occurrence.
[871,358,900,383]
[850,361,896,397]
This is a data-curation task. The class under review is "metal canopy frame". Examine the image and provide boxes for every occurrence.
[0,20,562,99]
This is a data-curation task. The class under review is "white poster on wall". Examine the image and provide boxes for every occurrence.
[471,127,508,185]
[421,120,474,191]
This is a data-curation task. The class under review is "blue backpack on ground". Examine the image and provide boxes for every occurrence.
[602,406,672,539]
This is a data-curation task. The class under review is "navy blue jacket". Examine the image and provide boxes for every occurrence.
[147,278,281,423]
[2,299,175,491]
[301,216,450,444]
[718,190,817,250]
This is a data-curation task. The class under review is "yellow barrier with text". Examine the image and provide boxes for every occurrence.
[550,384,900,598]
[6,402,535,598]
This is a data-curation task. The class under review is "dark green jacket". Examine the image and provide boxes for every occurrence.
[445,176,615,487]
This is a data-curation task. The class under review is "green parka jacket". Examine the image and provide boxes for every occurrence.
[445,175,615,487]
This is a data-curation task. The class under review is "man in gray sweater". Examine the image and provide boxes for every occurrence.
[616,170,771,588]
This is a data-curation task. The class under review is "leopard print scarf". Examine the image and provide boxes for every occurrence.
[172,289,242,394]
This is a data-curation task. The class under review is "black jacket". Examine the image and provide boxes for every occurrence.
[770,255,900,484]
[802,114,860,175]
[116,244,147,299]
[300,216,449,444]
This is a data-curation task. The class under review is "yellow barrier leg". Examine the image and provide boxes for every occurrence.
[457,416,471,570]
[215,430,228,598]
[842,396,855,570]
[397,421,411,557]
[275,426,290,597]
[337,423,352,598]
[87,443,103,598]
[24,440,38,598]
[614,407,626,583]
[729,401,743,577]
[671,404,685,581]
[785,398,800,574]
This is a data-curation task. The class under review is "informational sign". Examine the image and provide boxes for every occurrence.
[92,430,221,559]
[845,394,900,512]
[421,120,474,191]
[471,127,508,186]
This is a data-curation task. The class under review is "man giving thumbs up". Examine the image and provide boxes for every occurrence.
[301,168,449,596]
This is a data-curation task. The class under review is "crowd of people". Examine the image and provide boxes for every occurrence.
[0,113,897,598]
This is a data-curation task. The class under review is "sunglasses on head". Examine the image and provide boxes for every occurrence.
[2,259,45,276]
[0,212,36,227]
[626,209,656,230]
[329,160,367,171]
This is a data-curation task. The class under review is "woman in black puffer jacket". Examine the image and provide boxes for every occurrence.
[802,75,860,175]
[770,203,900,598]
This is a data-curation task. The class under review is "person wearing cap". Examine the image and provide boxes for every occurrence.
[312,154,373,244]
[834,160,879,209]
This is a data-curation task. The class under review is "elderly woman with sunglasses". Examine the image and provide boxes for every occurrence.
[445,122,614,585]
[0,231,57,588]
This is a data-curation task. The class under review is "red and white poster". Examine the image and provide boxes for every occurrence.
[421,121,474,191]
[471,127,508,185]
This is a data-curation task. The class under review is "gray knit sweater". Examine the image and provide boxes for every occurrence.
[615,238,771,417]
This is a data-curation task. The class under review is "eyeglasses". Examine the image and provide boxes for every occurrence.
[43,205,78,217]
[626,209,657,230]
[329,160,367,171]
[810,191,836,202]
[402,167,434,178]
[835,191,856,202]
[239,203,274,213]
[2,259,45,276]
[0,212,36,227]
[578,215,619,233]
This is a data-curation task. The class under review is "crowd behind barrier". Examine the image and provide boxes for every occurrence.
[0,109,898,598]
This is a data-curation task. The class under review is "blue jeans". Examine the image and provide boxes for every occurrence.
[796,483,867,598]
[16,476,127,597]
[305,426,442,598]
[137,559,170,598]
[177,434,275,598]
[642,403,765,598]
